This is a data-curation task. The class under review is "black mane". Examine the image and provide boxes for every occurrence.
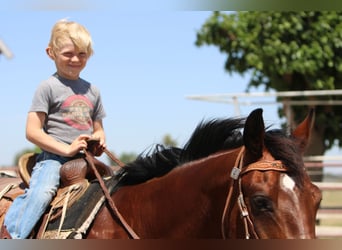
[117,117,305,187]
[180,118,244,163]
[119,117,245,185]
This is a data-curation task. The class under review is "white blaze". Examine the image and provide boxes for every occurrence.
[280,174,308,238]
[281,174,295,191]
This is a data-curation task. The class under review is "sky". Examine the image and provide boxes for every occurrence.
[0,2,341,174]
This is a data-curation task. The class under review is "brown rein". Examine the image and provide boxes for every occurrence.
[83,149,140,239]
[221,147,288,239]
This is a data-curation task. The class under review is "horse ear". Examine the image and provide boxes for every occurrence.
[243,108,265,161]
[291,108,315,153]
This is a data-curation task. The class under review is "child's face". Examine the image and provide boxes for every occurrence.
[48,39,89,80]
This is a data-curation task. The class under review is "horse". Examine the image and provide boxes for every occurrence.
[0,108,322,239]
[83,108,322,239]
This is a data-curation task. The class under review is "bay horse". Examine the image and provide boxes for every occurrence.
[84,108,321,239]
[0,108,322,239]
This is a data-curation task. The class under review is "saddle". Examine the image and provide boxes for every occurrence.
[18,138,113,188]
[0,140,123,239]
[18,152,113,188]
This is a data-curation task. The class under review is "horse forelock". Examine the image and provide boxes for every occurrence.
[264,129,306,187]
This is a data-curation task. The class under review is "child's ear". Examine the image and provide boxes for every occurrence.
[46,47,55,59]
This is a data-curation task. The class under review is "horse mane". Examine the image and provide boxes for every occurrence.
[117,145,182,185]
[119,117,245,185]
[180,118,244,163]
[118,117,306,187]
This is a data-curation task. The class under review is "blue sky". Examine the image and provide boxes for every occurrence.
[0,3,341,173]
[0,10,273,164]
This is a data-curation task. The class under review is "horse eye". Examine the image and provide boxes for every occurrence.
[251,195,274,215]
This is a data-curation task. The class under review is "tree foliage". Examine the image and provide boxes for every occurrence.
[162,134,178,147]
[195,11,342,152]
[116,152,137,165]
[14,146,41,165]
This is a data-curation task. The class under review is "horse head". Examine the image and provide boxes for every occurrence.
[226,108,322,239]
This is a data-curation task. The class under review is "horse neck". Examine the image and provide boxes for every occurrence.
[189,147,242,187]
[168,147,243,237]
[111,147,242,238]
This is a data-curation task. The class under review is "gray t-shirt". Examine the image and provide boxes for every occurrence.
[29,73,106,145]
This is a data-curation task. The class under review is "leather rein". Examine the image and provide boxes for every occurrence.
[83,148,140,239]
[221,147,288,239]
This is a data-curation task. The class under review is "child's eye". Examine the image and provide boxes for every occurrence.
[78,52,87,58]
[62,52,74,58]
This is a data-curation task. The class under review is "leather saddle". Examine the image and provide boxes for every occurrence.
[0,142,116,238]
[18,151,113,189]
[18,138,112,188]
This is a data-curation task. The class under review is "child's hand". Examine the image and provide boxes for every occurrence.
[68,134,91,156]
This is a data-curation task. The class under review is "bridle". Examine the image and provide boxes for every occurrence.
[221,147,288,239]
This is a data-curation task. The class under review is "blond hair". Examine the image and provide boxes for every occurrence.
[48,19,94,56]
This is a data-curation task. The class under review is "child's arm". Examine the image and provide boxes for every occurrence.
[91,120,106,148]
[26,111,91,157]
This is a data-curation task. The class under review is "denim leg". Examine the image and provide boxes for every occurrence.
[4,159,62,239]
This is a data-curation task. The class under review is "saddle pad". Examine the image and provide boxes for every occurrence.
[48,180,90,221]
[42,172,126,239]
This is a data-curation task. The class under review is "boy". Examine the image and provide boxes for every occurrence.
[1,19,106,239]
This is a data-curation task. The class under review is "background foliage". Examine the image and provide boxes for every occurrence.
[195,11,342,155]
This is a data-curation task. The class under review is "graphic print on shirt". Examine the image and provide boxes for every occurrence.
[61,95,93,130]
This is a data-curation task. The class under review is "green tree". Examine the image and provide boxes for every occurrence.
[162,134,178,147]
[14,146,41,165]
[195,11,342,181]
[117,152,138,165]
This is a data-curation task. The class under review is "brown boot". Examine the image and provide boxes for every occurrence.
[0,223,12,239]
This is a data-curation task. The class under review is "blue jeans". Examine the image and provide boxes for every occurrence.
[4,151,71,239]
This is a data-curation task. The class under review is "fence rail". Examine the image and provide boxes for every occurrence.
[316,226,342,238]
[305,157,342,239]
